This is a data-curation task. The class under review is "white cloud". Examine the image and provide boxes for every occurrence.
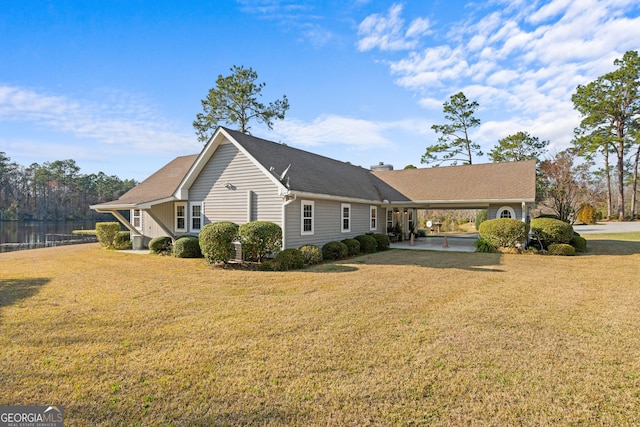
[357,3,430,52]
[0,85,196,154]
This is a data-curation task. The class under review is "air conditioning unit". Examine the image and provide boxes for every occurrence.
[230,241,243,262]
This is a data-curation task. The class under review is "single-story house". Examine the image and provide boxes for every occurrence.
[91,127,536,249]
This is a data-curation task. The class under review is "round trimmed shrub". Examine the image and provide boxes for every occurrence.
[299,244,323,265]
[149,236,172,255]
[548,243,576,256]
[530,217,574,246]
[577,203,598,224]
[355,234,377,254]
[372,233,391,250]
[173,235,202,258]
[113,231,132,250]
[478,218,528,248]
[569,235,587,253]
[341,238,361,256]
[238,221,282,262]
[96,222,121,248]
[272,248,305,271]
[199,221,239,263]
[322,241,348,261]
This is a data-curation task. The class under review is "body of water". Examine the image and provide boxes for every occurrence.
[0,220,99,253]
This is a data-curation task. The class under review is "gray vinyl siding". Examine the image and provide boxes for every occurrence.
[284,198,381,248]
[189,142,283,227]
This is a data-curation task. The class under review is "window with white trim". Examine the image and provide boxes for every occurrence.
[370,206,377,230]
[387,209,393,232]
[341,203,351,232]
[132,209,142,232]
[301,200,314,235]
[496,206,516,219]
[190,202,203,232]
[175,202,187,232]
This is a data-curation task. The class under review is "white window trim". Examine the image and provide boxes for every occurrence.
[190,201,203,232]
[341,203,351,233]
[370,206,377,231]
[301,200,314,236]
[132,209,143,233]
[175,202,187,232]
[496,206,516,219]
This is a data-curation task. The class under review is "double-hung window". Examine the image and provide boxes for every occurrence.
[301,200,314,235]
[132,209,142,232]
[190,202,203,232]
[370,206,377,231]
[341,203,351,233]
[175,202,187,232]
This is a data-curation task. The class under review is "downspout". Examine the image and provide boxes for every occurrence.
[281,193,297,250]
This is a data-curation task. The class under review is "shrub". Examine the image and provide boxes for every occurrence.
[341,238,361,256]
[199,222,239,264]
[569,235,587,253]
[113,231,132,250]
[299,244,323,265]
[355,234,377,254]
[474,237,497,253]
[322,241,348,261]
[149,236,173,255]
[577,203,598,224]
[530,218,574,247]
[372,233,391,251]
[548,243,576,256]
[475,210,488,231]
[173,235,202,258]
[272,248,305,271]
[478,218,528,248]
[238,221,282,262]
[95,222,121,248]
[417,228,427,237]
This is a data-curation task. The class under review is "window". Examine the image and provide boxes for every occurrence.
[387,209,393,232]
[132,209,142,232]
[341,203,351,232]
[175,202,186,231]
[496,206,516,219]
[190,202,203,232]
[301,200,314,235]
[370,206,377,230]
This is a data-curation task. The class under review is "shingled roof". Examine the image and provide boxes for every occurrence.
[225,128,409,202]
[372,160,537,204]
[91,154,198,209]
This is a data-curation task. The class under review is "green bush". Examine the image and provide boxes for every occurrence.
[478,218,528,248]
[238,221,282,262]
[417,228,427,237]
[372,233,391,250]
[322,241,348,261]
[299,244,323,265]
[548,243,576,256]
[95,222,121,248]
[199,222,239,264]
[474,237,497,253]
[272,248,305,271]
[569,235,587,253]
[475,210,488,231]
[113,231,132,250]
[173,235,202,258]
[355,234,377,254]
[341,238,361,256]
[530,217,574,246]
[149,236,173,255]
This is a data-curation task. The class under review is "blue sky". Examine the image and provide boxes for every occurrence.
[1,0,639,181]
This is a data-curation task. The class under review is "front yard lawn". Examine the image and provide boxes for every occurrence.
[1,238,639,425]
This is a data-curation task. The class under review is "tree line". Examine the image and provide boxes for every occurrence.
[421,50,640,222]
[0,153,136,221]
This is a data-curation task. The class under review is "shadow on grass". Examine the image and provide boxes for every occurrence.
[584,239,640,255]
[307,249,504,273]
[0,278,50,308]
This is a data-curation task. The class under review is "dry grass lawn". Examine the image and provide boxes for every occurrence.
[1,236,639,426]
